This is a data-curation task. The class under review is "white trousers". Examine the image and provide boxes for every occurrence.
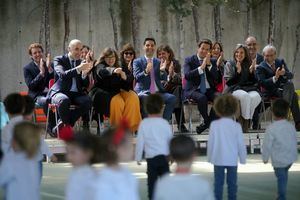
[232,90,261,120]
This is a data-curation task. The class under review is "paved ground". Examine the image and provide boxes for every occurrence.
[1,154,298,200]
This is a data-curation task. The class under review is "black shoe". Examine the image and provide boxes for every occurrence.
[196,124,208,134]
[178,125,189,133]
[82,121,90,132]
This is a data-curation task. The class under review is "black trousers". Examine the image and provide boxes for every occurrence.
[189,89,219,125]
[51,92,92,126]
[146,155,170,200]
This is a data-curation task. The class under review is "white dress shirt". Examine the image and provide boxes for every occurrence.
[135,117,173,161]
[95,166,139,200]
[262,119,298,168]
[0,151,40,200]
[1,115,23,154]
[65,165,97,200]
[154,173,214,200]
[207,118,247,166]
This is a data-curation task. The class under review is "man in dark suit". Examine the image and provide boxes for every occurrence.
[48,39,92,131]
[184,39,222,134]
[245,36,264,129]
[23,43,54,132]
[133,37,176,120]
[256,44,300,130]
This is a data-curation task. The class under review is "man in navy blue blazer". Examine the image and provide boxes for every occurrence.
[48,39,92,132]
[245,36,264,129]
[256,44,300,130]
[133,37,176,120]
[184,39,222,134]
[23,43,54,132]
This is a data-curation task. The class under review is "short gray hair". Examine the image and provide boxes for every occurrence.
[262,44,277,55]
[68,39,82,48]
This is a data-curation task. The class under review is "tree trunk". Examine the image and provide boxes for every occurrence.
[130,0,140,56]
[88,0,92,47]
[246,0,251,37]
[44,0,50,54]
[267,0,275,44]
[63,0,70,53]
[292,24,300,73]
[39,3,45,45]
[175,14,185,64]
[191,5,200,43]
[109,0,119,51]
[213,4,221,42]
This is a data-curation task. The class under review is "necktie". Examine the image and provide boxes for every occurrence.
[70,60,78,92]
[271,63,276,72]
[149,59,156,93]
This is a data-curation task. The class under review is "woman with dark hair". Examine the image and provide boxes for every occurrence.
[224,44,261,132]
[157,45,188,132]
[211,42,226,93]
[89,48,141,133]
[119,43,136,90]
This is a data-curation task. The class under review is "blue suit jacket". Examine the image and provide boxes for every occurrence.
[23,60,54,99]
[48,54,89,98]
[183,54,221,98]
[256,58,293,94]
[133,56,167,95]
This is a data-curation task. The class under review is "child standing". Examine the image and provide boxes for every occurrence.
[1,93,25,154]
[0,121,41,200]
[207,94,247,200]
[135,94,173,199]
[95,121,139,200]
[64,132,99,200]
[154,135,214,200]
[262,98,298,200]
[23,95,57,180]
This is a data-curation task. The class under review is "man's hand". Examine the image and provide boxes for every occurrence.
[114,67,123,74]
[46,53,53,73]
[39,58,45,76]
[205,52,211,65]
[145,59,153,74]
[86,50,94,63]
[275,65,285,80]
[79,63,93,76]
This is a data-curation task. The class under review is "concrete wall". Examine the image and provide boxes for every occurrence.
[0,0,300,99]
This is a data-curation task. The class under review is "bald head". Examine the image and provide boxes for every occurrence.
[68,39,83,60]
[245,36,258,59]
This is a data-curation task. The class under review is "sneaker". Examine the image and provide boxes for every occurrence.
[196,124,209,134]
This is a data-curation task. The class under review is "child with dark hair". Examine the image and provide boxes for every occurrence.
[262,98,298,200]
[22,95,57,180]
[0,121,41,200]
[154,135,214,200]
[64,131,99,200]
[135,93,173,199]
[1,93,25,154]
[95,121,139,200]
[207,94,247,200]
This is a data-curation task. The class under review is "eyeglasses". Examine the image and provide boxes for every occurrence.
[124,52,134,55]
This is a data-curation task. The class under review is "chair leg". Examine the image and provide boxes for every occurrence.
[89,107,94,129]
[188,105,193,134]
[45,106,50,139]
[54,107,59,139]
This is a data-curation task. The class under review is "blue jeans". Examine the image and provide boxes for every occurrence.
[274,165,291,200]
[214,165,238,200]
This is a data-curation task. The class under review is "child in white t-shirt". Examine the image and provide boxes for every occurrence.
[95,120,139,200]
[154,134,214,200]
[207,94,247,200]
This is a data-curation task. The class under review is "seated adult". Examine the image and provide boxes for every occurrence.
[256,44,300,130]
[133,37,176,121]
[157,45,188,132]
[48,39,92,132]
[224,44,261,132]
[211,41,226,93]
[23,43,54,133]
[245,36,264,129]
[183,39,222,134]
[89,47,141,133]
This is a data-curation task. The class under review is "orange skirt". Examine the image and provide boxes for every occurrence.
[110,90,142,132]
